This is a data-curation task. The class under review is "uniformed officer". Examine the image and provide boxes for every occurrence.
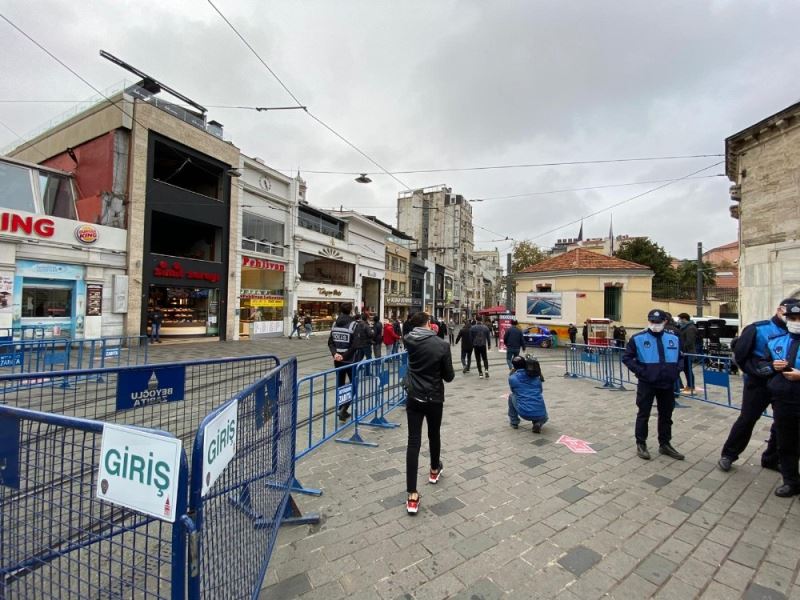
[761,303,800,497]
[717,298,799,472]
[622,309,684,460]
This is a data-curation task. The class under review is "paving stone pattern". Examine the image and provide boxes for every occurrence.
[142,337,800,599]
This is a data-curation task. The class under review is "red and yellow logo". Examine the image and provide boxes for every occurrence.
[75,224,98,244]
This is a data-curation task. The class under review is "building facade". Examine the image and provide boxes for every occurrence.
[8,84,241,340]
[726,100,800,325]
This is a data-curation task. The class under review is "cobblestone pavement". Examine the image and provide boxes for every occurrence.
[142,337,799,599]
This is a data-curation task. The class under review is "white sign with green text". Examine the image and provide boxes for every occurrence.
[201,399,238,497]
[96,423,183,522]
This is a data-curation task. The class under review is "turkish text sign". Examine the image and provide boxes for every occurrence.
[201,399,238,497]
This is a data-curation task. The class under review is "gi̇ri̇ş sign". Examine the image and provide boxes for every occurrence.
[201,399,238,497]
[116,366,186,410]
[96,423,183,522]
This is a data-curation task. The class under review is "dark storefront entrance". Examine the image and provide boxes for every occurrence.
[141,134,231,338]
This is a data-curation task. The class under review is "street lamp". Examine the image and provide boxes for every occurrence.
[355,173,372,184]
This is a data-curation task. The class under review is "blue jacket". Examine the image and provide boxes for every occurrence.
[503,327,526,351]
[763,333,800,400]
[622,329,682,389]
[509,370,547,420]
[734,316,788,382]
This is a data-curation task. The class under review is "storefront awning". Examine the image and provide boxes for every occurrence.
[478,305,514,316]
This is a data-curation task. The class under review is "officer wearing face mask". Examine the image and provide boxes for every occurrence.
[717,298,799,472]
[622,309,684,461]
[759,303,800,497]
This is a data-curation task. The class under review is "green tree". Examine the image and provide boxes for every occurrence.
[511,241,547,273]
[676,260,717,288]
[614,237,677,283]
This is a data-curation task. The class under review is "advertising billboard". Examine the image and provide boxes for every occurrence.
[526,293,562,318]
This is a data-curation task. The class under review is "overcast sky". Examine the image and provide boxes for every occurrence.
[2,1,798,259]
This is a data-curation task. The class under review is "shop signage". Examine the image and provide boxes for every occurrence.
[87,284,103,316]
[116,366,186,411]
[385,295,412,305]
[242,256,286,272]
[0,212,54,238]
[75,224,99,244]
[201,399,238,497]
[153,261,220,284]
[317,287,343,297]
[246,297,284,308]
[96,423,182,522]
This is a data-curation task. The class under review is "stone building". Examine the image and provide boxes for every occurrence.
[726,101,800,324]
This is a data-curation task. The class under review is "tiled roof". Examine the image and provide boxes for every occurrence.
[519,248,651,274]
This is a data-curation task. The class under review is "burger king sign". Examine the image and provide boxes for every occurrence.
[75,224,98,245]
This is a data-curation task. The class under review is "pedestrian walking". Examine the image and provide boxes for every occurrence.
[582,321,588,345]
[456,321,473,373]
[470,318,492,378]
[356,312,374,361]
[717,298,798,472]
[436,318,447,340]
[327,304,360,421]
[149,306,163,343]
[503,319,526,371]
[383,319,401,354]
[288,312,302,339]
[622,309,685,461]
[393,317,403,352]
[761,303,800,497]
[507,355,548,432]
[676,313,697,393]
[403,311,455,514]
[372,315,383,358]
[493,321,500,347]
[303,314,313,339]
[567,323,577,344]
[448,320,456,345]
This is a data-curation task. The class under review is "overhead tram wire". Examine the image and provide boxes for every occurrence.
[516,160,725,244]
[206,0,412,192]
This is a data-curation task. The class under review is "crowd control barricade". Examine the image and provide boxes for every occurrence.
[0,404,189,600]
[0,326,48,342]
[677,352,737,410]
[294,353,408,494]
[189,357,318,599]
[563,343,628,391]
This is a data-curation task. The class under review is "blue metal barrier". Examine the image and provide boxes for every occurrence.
[189,357,318,599]
[678,352,736,409]
[0,404,189,600]
[563,344,627,390]
[0,326,49,342]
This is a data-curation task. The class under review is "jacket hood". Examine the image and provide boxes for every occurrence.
[405,327,437,346]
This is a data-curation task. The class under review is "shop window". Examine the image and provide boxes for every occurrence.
[0,161,36,212]
[39,171,76,219]
[604,286,622,321]
[298,251,354,286]
[152,141,223,200]
[536,284,552,292]
[22,284,72,318]
[151,211,222,262]
[399,282,406,294]
[242,212,284,257]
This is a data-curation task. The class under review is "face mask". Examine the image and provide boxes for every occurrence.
[648,323,665,333]
[787,321,800,334]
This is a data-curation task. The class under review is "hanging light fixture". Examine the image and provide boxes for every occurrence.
[355,173,372,184]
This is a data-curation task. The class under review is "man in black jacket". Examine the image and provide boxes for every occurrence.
[470,319,492,379]
[327,303,361,421]
[676,313,697,393]
[503,320,526,371]
[403,311,455,514]
[372,315,383,358]
[717,298,798,472]
[455,321,473,374]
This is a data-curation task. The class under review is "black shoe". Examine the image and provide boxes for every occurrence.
[637,443,650,460]
[510,423,519,429]
[774,484,800,498]
[532,422,542,434]
[718,456,733,472]
[463,368,468,374]
[659,444,685,460]
[485,371,490,378]
[761,460,780,472]
[337,408,350,422]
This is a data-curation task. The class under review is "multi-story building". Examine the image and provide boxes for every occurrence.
[472,248,504,310]
[367,218,414,320]
[397,185,474,320]
[7,82,242,340]
[726,100,800,324]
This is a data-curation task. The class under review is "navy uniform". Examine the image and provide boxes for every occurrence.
[717,298,798,472]
[761,304,800,496]
[622,309,684,460]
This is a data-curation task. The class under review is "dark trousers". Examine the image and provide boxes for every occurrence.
[682,359,695,389]
[449,332,455,345]
[373,342,382,358]
[773,398,800,488]
[406,399,443,493]
[635,383,674,445]
[335,360,354,412]
[569,334,576,344]
[474,345,489,374]
[721,382,778,464]
[461,348,472,370]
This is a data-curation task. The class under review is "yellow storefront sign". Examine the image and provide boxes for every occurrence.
[246,298,285,308]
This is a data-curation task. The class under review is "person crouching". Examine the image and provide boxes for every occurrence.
[508,355,549,433]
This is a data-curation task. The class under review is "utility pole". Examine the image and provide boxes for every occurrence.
[696,242,703,317]
[505,252,513,312]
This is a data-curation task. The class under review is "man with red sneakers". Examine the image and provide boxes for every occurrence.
[403,311,455,514]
